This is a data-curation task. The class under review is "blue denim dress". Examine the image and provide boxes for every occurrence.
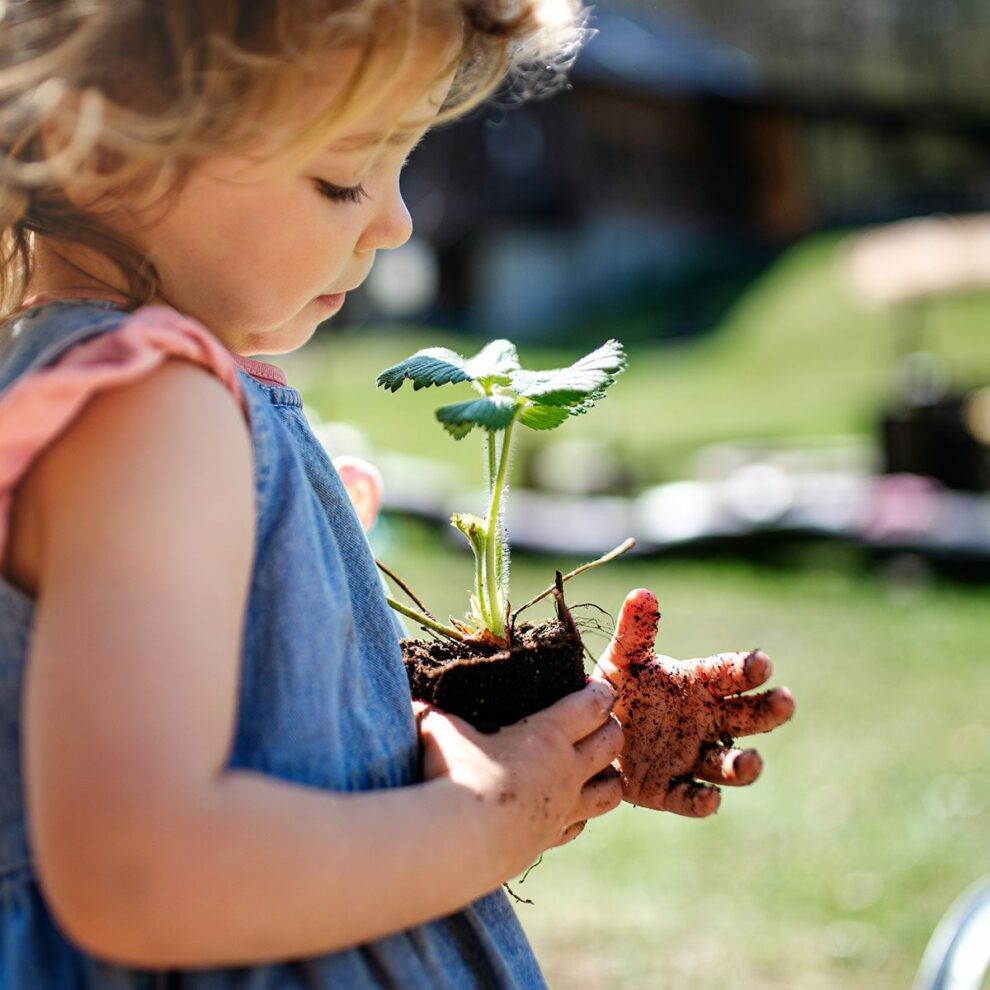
[0,299,547,989]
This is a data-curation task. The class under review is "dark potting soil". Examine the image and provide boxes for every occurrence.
[402,618,588,733]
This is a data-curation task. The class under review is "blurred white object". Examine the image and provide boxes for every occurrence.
[845,214,990,305]
[313,420,373,459]
[529,437,630,495]
[364,235,439,318]
[722,462,794,525]
[913,879,990,990]
[332,455,383,532]
[498,491,634,556]
[635,481,720,543]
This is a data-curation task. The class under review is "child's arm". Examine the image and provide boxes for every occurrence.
[593,589,795,816]
[22,359,623,969]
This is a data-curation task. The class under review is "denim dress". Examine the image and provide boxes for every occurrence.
[0,299,547,989]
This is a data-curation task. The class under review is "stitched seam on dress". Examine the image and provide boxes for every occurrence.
[237,372,273,517]
[267,386,303,407]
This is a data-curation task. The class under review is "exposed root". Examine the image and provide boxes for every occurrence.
[509,537,635,627]
[503,882,534,906]
[551,570,581,642]
[376,559,436,620]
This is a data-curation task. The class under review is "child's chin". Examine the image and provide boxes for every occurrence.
[314,292,346,315]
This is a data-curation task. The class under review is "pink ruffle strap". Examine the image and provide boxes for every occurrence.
[0,304,248,570]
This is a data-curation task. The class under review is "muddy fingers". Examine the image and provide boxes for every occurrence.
[596,588,659,673]
[720,687,795,737]
[573,713,624,777]
[696,745,763,786]
[663,779,721,818]
[690,649,774,698]
[581,766,623,818]
[556,820,588,846]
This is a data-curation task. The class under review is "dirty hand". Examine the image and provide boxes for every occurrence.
[592,589,794,818]
[413,682,624,874]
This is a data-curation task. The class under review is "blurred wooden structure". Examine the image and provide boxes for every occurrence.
[844,215,990,492]
[346,4,990,339]
[846,214,990,305]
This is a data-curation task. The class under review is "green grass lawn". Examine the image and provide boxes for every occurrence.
[376,520,990,990]
[283,231,990,988]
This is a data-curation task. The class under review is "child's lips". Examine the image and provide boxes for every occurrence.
[315,292,346,312]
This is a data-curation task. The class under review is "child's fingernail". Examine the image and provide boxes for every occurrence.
[590,680,616,710]
[744,649,769,677]
[772,687,795,714]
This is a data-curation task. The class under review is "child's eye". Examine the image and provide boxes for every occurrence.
[314,179,369,205]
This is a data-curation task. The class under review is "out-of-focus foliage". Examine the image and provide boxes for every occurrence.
[636,0,990,116]
[295,231,990,486]
[380,518,990,990]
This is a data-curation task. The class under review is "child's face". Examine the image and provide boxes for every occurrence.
[113,42,455,357]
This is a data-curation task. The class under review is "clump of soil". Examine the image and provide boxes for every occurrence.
[401,579,588,733]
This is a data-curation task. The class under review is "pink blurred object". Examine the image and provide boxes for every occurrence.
[333,455,384,532]
[863,472,941,539]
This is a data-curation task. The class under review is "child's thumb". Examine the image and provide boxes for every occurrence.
[411,699,433,728]
[596,588,659,675]
[416,705,480,781]
[418,705,476,743]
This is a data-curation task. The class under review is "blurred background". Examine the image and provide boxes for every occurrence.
[282,2,990,987]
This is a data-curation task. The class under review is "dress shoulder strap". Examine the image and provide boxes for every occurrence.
[0,299,248,573]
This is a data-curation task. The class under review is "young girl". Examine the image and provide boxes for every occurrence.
[0,2,794,986]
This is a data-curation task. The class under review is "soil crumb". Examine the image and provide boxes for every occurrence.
[402,619,587,732]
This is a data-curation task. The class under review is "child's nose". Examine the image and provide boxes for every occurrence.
[357,183,413,253]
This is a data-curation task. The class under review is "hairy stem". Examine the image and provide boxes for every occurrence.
[484,428,500,630]
[484,412,518,638]
[474,528,489,629]
[487,429,497,497]
[385,595,467,642]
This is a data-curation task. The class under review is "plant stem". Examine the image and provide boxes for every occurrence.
[474,528,488,629]
[384,595,467,642]
[484,428,500,630]
[484,411,518,638]
[509,537,637,625]
[487,429,497,496]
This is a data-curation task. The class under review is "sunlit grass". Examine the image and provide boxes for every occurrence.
[284,230,990,486]
[375,517,990,990]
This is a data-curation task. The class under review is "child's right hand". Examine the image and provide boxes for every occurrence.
[415,681,623,877]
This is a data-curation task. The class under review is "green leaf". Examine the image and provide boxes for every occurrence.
[519,403,572,431]
[376,339,520,393]
[567,389,608,416]
[375,347,471,392]
[465,339,520,384]
[436,395,518,439]
[440,420,475,440]
[509,339,627,406]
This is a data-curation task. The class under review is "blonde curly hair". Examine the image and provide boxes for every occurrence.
[0,0,590,319]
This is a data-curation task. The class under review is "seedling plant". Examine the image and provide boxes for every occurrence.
[375,337,630,648]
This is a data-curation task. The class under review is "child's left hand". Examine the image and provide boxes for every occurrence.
[592,588,794,818]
